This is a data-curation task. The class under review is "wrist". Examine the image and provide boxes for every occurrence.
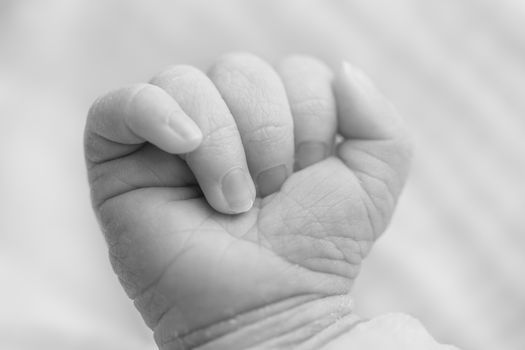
[155,294,361,350]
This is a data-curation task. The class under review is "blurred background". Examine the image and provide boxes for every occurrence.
[1,0,524,349]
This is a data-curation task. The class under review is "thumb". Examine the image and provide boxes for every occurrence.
[333,62,413,236]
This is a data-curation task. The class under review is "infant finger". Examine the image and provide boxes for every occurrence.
[151,65,256,214]
[277,55,337,170]
[84,84,202,164]
[209,53,294,197]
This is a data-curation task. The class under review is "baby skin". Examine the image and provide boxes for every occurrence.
[84,53,419,349]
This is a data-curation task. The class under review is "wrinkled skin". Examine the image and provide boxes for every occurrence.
[85,53,412,349]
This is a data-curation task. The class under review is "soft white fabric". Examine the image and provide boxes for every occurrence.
[324,314,460,350]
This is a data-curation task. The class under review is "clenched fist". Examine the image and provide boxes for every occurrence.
[84,53,412,349]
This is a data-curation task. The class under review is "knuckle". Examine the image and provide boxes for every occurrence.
[205,122,239,142]
[291,96,334,118]
[248,122,292,143]
[150,64,203,86]
[83,131,107,164]
[209,52,271,86]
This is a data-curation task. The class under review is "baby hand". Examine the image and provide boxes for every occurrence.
[84,53,412,349]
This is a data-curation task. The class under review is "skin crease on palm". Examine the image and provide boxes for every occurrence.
[84,53,412,349]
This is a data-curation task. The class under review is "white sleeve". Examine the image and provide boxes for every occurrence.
[322,313,461,350]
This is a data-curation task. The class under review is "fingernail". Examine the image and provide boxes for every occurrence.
[257,164,287,197]
[168,113,202,143]
[296,141,328,169]
[221,167,255,213]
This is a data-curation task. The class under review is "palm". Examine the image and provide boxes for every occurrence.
[98,140,402,337]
